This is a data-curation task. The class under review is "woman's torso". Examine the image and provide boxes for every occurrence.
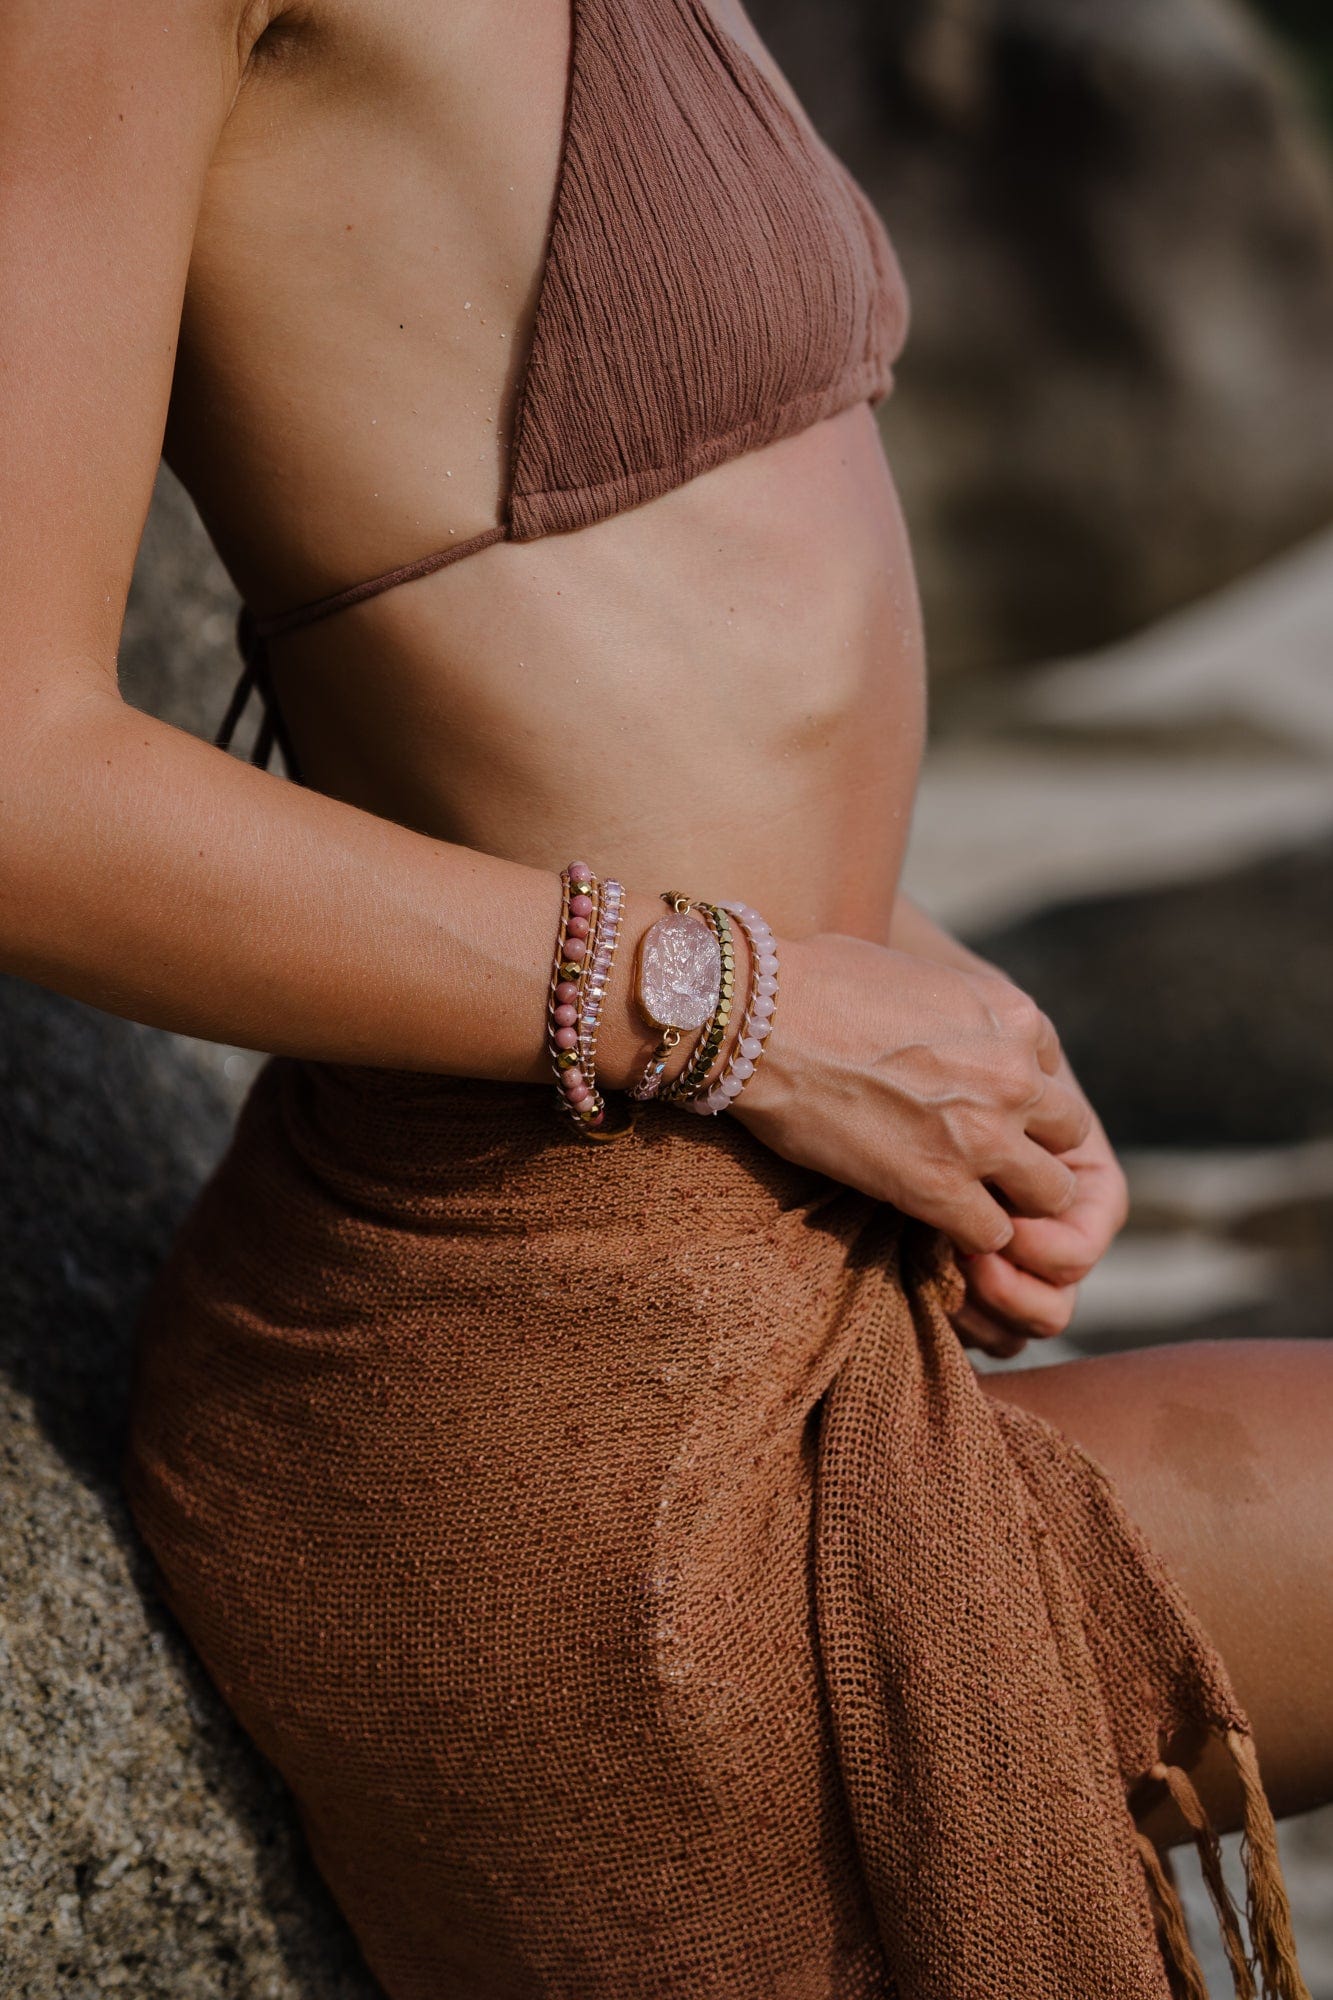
[164,0,924,941]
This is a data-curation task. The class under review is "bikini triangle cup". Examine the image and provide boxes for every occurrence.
[216,0,908,777]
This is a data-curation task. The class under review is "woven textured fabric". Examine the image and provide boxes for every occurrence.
[505,0,906,541]
[123,1061,1307,1999]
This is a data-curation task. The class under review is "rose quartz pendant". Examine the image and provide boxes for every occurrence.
[635,911,722,1029]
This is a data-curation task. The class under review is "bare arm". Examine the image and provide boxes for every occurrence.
[0,0,676,1087]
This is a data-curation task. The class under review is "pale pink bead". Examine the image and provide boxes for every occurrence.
[739,1036,763,1060]
[720,1074,745,1097]
[750,994,774,1019]
[756,953,779,977]
[555,980,579,1005]
[568,893,593,917]
[567,862,593,882]
[563,937,586,960]
[748,921,773,943]
[751,1017,772,1039]
[756,975,778,996]
[554,1026,579,1050]
[553,1003,578,1027]
[566,914,590,938]
[730,1057,755,1081]
[706,1089,729,1112]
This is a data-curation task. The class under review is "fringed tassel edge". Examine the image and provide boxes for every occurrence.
[1227,1728,1312,2000]
[1136,1732,1312,2000]
[1136,1831,1212,2000]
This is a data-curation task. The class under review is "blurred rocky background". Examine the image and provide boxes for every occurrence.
[2,0,1330,1992]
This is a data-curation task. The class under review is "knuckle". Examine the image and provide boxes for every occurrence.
[996,985,1042,1037]
[994,1054,1039,1110]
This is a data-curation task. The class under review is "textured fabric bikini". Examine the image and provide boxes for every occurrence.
[134,3,1312,1996]
[217,0,907,773]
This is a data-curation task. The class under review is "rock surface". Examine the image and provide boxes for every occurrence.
[753,0,1333,675]
[0,980,376,1997]
[968,834,1333,1149]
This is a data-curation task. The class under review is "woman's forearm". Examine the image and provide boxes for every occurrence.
[0,685,662,1088]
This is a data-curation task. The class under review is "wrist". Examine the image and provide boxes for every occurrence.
[595,886,758,1098]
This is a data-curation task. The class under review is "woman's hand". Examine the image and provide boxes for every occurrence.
[731,932,1092,1255]
[951,1071,1129,1360]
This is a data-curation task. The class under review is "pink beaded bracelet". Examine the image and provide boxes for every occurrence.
[682,899,778,1116]
[578,873,626,1102]
[546,862,636,1143]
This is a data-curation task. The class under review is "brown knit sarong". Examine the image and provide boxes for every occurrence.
[123,1058,1308,1999]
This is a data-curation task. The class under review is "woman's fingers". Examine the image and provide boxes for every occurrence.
[951,1300,1031,1360]
[1033,1008,1063,1077]
[1003,1154,1129,1287]
[925,1186,1019,1258]
[1024,1077,1092,1156]
[960,1251,1080,1341]
[988,1140,1078,1221]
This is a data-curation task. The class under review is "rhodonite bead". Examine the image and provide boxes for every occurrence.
[554,1003,578,1026]
[555,981,579,1005]
[554,1026,579,1050]
[568,892,594,916]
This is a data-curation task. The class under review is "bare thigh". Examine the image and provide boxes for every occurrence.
[980,1339,1333,1842]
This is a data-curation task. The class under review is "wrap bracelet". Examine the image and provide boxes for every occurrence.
[547,862,636,1143]
[627,892,726,1102]
[683,900,778,1115]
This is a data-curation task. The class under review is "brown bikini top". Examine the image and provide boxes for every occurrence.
[220,0,909,773]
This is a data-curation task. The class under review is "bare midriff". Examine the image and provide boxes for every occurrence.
[161,0,925,949]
